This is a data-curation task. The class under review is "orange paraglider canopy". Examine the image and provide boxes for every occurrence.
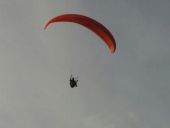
[44,14,116,53]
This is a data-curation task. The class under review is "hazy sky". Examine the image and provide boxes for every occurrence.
[0,0,170,128]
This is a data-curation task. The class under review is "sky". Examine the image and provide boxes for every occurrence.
[0,0,170,128]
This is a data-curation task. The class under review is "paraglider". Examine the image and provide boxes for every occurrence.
[44,14,116,53]
[44,13,117,88]
[69,74,78,88]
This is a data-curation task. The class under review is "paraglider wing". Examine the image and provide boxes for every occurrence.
[44,14,116,53]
